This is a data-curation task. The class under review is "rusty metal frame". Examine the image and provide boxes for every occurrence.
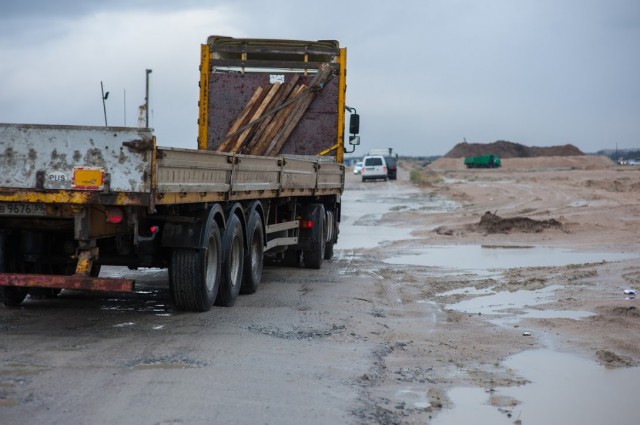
[0,273,134,292]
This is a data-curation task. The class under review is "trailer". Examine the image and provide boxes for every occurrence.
[0,36,360,311]
[463,154,501,169]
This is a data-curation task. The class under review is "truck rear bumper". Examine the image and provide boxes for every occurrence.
[0,273,134,292]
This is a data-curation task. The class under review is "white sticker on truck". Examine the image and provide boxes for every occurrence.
[270,74,285,84]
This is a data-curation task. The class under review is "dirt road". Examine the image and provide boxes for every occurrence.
[1,156,639,424]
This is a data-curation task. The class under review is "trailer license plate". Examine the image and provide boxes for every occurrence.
[0,203,47,216]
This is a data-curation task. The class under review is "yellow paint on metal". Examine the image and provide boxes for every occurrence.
[319,143,339,156]
[72,167,104,190]
[75,258,91,275]
[335,47,347,164]
[0,191,148,206]
[198,44,211,151]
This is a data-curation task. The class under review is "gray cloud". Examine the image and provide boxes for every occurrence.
[1,0,638,156]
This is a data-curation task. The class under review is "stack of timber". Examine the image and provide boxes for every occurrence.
[217,64,332,156]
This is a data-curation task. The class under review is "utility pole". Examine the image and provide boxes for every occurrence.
[145,69,152,128]
[101,81,109,126]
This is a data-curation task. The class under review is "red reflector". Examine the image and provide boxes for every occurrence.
[300,220,313,229]
[105,207,124,224]
[150,225,159,234]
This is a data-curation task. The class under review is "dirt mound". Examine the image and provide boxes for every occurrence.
[434,211,564,236]
[445,140,583,159]
[428,155,615,171]
[596,349,638,368]
[476,211,563,234]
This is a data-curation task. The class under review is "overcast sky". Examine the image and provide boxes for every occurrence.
[1,0,638,156]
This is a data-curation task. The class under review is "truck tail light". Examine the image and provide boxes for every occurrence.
[105,207,124,224]
[300,220,313,229]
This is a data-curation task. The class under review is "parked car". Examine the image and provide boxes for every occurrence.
[361,155,388,182]
[353,161,363,174]
[384,155,397,180]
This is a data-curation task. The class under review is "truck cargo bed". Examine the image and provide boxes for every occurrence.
[0,123,344,209]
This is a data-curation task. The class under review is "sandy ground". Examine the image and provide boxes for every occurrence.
[1,155,639,424]
[342,156,640,423]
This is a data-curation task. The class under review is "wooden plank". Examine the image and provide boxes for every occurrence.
[242,75,301,154]
[264,64,333,156]
[250,84,307,156]
[229,82,281,153]
[216,86,265,152]
[263,90,313,156]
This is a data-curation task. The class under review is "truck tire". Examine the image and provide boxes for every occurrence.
[304,204,325,269]
[324,242,334,260]
[169,220,222,312]
[324,210,336,260]
[215,214,244,307]
[241,211,264,295]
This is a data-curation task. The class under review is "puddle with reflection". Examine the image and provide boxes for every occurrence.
[384,244,638,272]
[445,284,595,324]
[338,226,414,250]
[337,187,457,250]
[447,284,562,315]
[433,349,640,425]
[432,387,512,424]
[503,349,640,424]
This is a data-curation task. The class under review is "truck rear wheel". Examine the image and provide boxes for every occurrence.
[241,211,264,295]
[169,221,222,312]
[215,214,244,307]
[324,210,336,260]
[304,204,325,269]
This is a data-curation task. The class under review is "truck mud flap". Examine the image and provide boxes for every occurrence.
[0,273,134,292]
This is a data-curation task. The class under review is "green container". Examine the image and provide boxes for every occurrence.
[464,154,501,169]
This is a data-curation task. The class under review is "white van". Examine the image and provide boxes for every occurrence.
[361,155,388,182]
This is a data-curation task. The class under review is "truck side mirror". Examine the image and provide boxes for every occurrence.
[349,113,360,135]
[349,135,360,146]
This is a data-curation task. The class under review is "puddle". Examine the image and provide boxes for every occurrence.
[447,284,563,315]
[446,284,595,324]
[432,387,512,424]
[337,186,457,249]
[438,286,495,297]
[338,225,414,250]
[503,350,640,424]
[434,349,640,425]
[384,244,638,272]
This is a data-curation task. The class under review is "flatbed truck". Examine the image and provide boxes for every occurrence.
[0,36,360,311]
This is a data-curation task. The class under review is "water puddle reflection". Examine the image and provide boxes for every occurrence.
[338,186,457,249]
[445,284,595,324]
[384,245,638,272]
[434,349,640,425]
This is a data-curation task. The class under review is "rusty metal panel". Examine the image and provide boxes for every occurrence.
[0,273,134,292]
[0,124,153,193]
[155,147,231,193]
[207,73,339,155]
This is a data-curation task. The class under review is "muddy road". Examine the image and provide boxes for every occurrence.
[2,157,640,425]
